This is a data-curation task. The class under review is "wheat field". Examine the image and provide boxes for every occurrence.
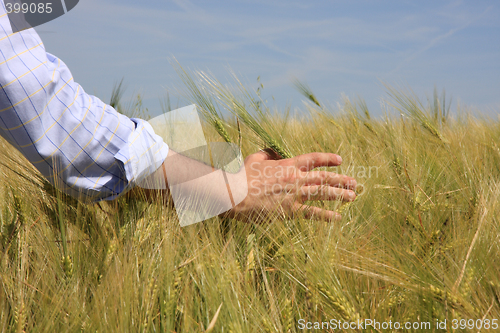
[0,75,499,332]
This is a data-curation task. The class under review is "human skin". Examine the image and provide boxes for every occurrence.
[225,149,357,222]
[146,148,357,223]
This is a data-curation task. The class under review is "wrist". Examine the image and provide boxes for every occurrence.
[221,167,249,218]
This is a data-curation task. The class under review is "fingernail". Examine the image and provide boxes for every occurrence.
[347,180,357,189]
[348,191,356,200]
[337,155,342,164]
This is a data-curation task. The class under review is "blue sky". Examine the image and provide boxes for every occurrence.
[38,0,499,117]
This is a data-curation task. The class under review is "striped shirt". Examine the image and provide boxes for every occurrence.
[0,1,169,201]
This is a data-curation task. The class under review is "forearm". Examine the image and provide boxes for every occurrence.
[138,148,246,224]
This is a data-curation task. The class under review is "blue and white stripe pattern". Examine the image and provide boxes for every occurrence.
[0,0,169,201]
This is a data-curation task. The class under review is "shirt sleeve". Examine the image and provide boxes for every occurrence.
[0,2,169,201]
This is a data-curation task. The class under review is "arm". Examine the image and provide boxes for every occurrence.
[0,3,167,201]
[141,148,357,223]
[1,2,356,221]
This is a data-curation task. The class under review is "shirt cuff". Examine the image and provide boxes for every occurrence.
[113,118,169,196]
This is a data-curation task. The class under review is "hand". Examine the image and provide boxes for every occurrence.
[226,149,357,222]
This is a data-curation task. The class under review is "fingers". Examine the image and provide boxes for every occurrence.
[293,203,341,222]
[297,185,356,203]
[300,171,357,190]
[293,152,343,172]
